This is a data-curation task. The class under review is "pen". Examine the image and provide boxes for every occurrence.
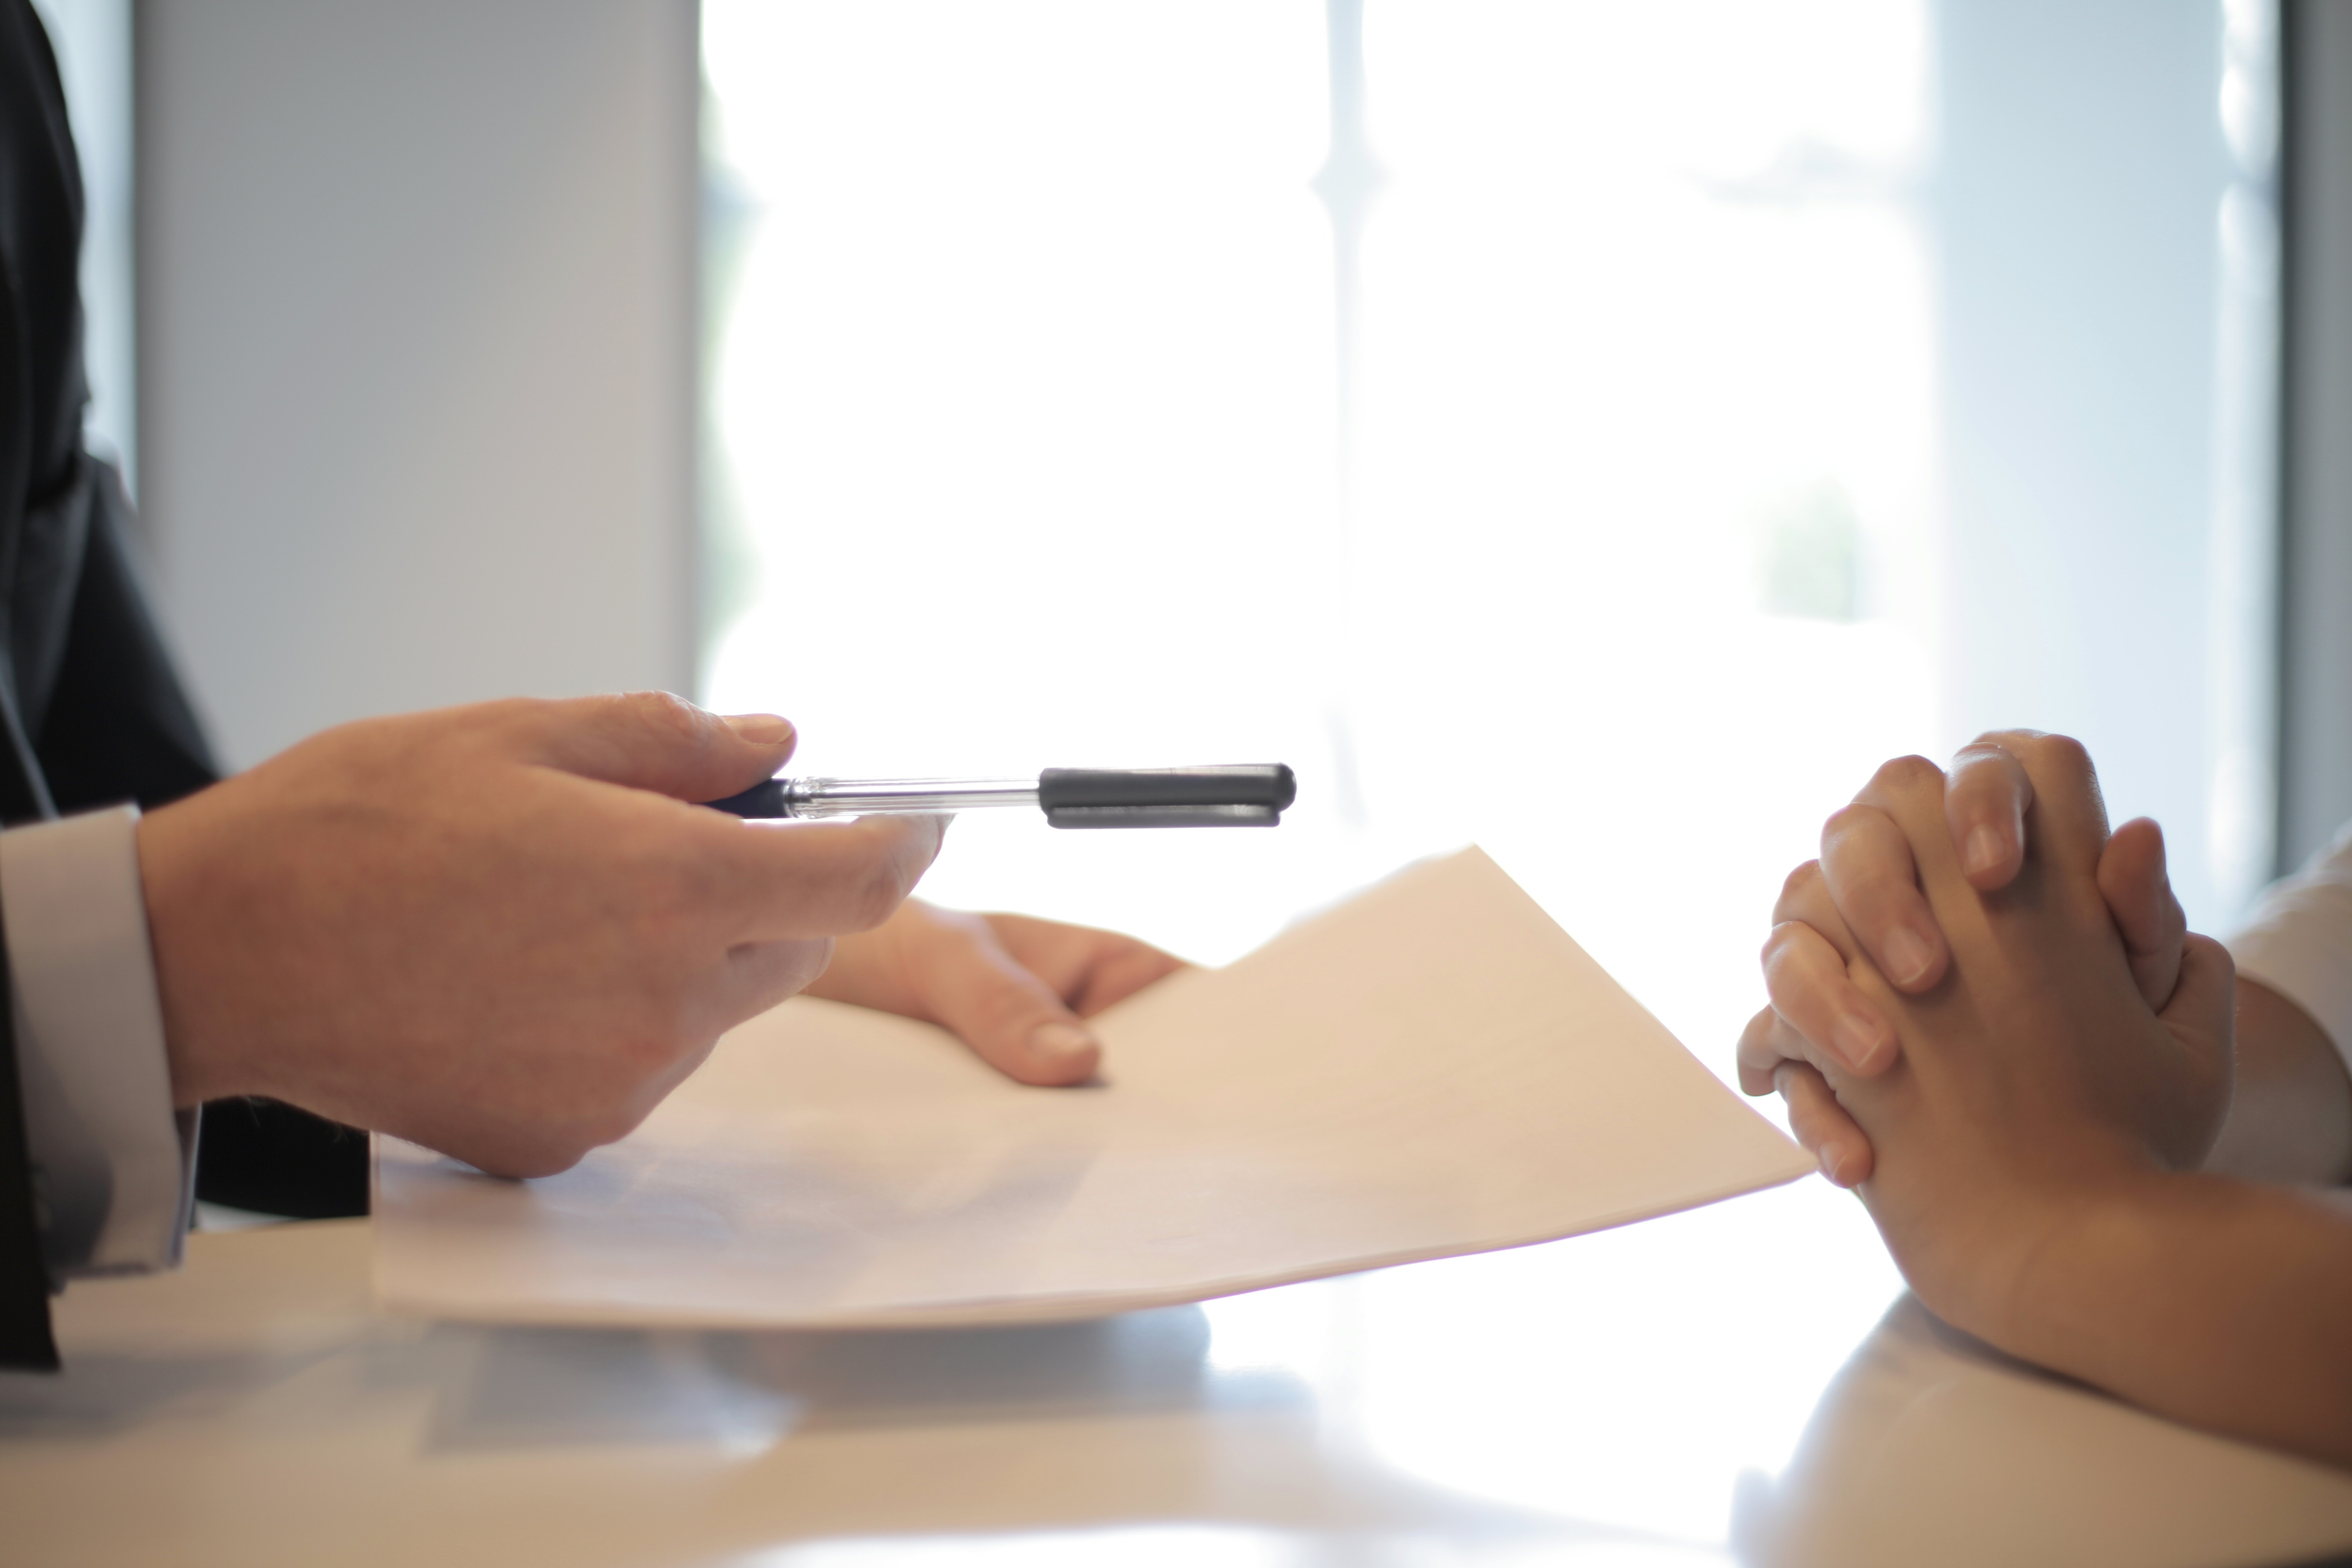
[703,764,1297,828]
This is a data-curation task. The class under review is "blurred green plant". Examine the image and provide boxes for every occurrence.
[1756,480,1861,621]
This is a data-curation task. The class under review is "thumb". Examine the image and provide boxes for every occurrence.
[2161,931,2236,1038]
[908,913,1105,1087]
[2158,931,2237,1167]
[514,691,797,802]
[2098,817,2186,1011]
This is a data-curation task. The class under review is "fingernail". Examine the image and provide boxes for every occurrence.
[726,713,794,745]
[1963,824,2006,877]
[1817,1145,1844,1185]
[1029,1022,1099,1067]
[1830,1010,1887,1072]
[1882,926,1934,987]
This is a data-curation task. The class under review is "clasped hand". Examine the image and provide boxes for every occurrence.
[1736,732,2234,1339]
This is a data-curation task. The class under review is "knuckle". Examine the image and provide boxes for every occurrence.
[624,688,710,746]
[1759,922,1820,985]
[1948,740,2018,784]
[1820,802,1888,847]
[1773,864,1831,929]
[1870,753,1943,794]
[2034,732,2093,777]
[1739,1002,1797,1066]
[1821,803,1864,834]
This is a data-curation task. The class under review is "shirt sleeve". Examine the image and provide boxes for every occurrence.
[0,805,194,1279]
[2227,818,2352,1078]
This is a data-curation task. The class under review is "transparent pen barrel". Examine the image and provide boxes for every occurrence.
[783,778,1040,818]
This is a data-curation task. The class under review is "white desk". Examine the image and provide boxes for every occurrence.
[9,1182,2352,1568]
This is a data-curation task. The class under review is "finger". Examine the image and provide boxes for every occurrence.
[2157,933,2238,1168]
[902,911,1105,1086]
[1775,1062,1875,1186]
[2099,817,2186,1010]
[1762,920,1898,1074]
[1819,802,1947,991]
[1770,860,1860,960]
[1850,752,1975,907]
[2165,932,2237,1041]
[512,691,800,802]
[981,913,1189,1015]
[1740,993,1892,1093]
[1740,1002,1838,1095]
[1945,739,2034,890]
[1994,731,2111,879]
[715,814,948,940]
[1737,1005,1780,1096]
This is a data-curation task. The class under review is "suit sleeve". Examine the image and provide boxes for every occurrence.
[33,459,218,814]
[0,907,58,1369]
[33,463,368,1222]
[2229,820,2352,1076]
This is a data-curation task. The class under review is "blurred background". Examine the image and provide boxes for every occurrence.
[30,0,2350,1094]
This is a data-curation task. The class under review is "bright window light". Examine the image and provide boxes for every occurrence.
[702,1,1937,1087]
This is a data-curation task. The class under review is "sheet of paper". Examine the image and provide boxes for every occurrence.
[374,847,1813,1327]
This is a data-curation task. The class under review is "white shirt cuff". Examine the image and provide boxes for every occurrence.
[2228,817,2352,1083]
[1,805,193,1278]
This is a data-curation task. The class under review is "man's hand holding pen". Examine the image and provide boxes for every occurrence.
[136,692,1176,1180]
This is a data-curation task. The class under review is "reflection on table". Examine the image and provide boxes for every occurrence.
[7,1181,2352,1568]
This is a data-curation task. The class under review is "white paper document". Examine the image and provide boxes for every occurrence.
[374,848,1812,1327]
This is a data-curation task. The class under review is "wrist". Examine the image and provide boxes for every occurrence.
[137,797,260,1106]
[1872,1134,2168,1348]
[1961,1167,2201,1361]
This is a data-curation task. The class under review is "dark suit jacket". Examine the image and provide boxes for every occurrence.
[0,0,361,1372]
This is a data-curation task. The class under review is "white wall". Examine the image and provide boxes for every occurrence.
[137,0,699,770]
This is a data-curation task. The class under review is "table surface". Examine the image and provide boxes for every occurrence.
[8,1183,2352,1568]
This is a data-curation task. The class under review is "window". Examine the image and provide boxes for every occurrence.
[700,2,2256,1539]
[702,0,2262,1058]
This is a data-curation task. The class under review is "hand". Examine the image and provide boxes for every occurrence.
[1740,731,2187,1185]
[1781,739,2234,1341]
[808,901,1187,1084]
[139,693,943,1178]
